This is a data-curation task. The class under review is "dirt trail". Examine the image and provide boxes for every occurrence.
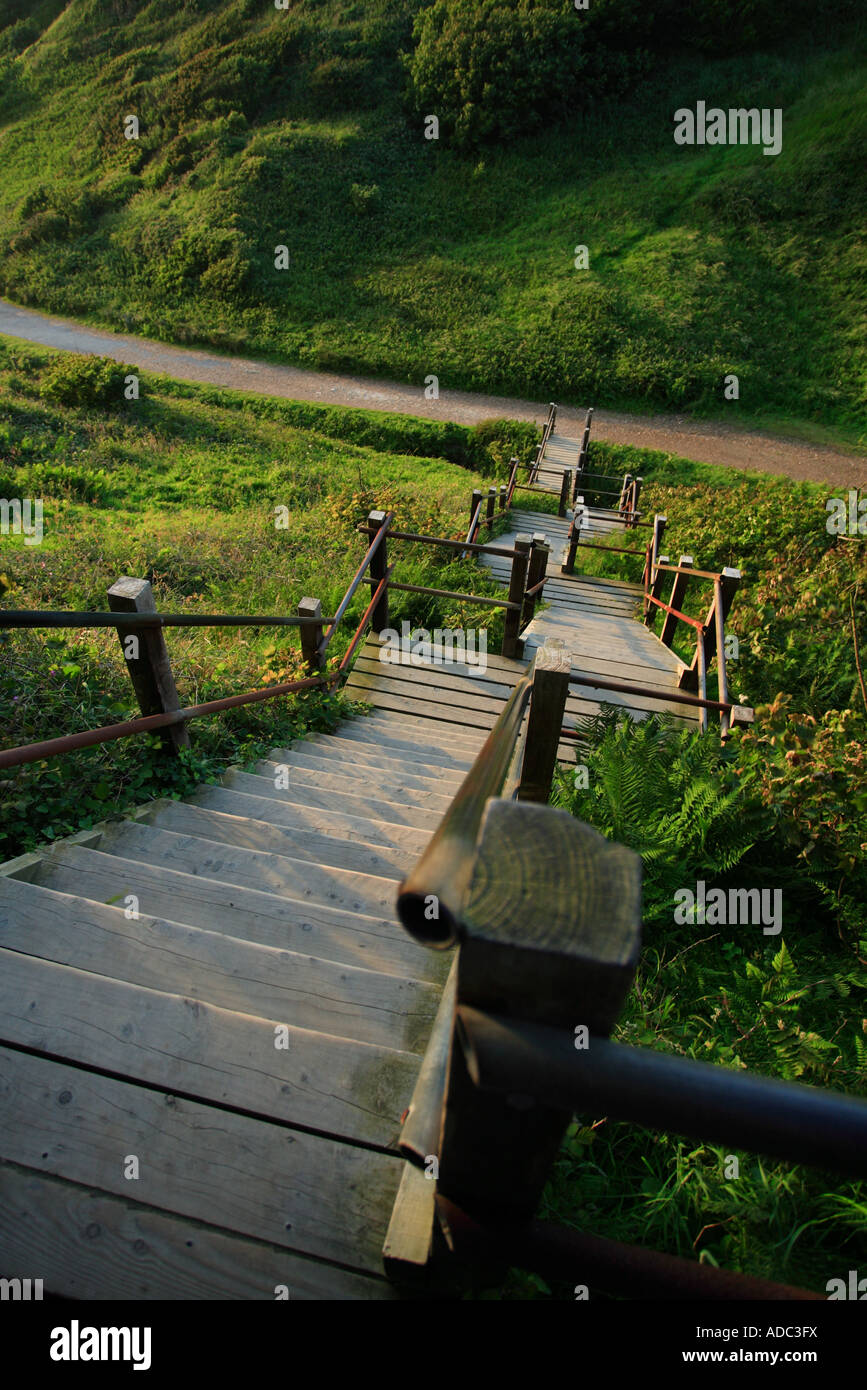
[1,299,864,488]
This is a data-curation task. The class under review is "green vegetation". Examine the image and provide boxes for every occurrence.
[0,1,864,442]
[0,339,529,860]
[1,339,864,1298]
[509,445,867,1298]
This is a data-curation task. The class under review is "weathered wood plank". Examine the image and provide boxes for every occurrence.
[0,1164,397,1300]
[27,845,431,966]
[0,1047,403,1274]
[139,800,413,879]
[95,821,406,920]
[221,771,442,830]
[0,949,420,1146]
[189,784,431,857]
[0,876,445,1036]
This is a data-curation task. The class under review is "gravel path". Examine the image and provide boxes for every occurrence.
[2,299,864,489]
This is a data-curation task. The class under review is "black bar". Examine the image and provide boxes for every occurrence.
[458,1008,867,1179]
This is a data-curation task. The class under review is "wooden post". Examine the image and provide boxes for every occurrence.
[562,497,585,575]
[486,487,496,533]
[368,509,389,635]
[558,469,571,518]
[469,490,482,539]
[501,534,531,659]
[522,535,550,629]
[659,556,693,648]
[517,642,571,803]
[507,458,519,502]
[572,464,584,504]
[498,484,507,513]
[107,577,189,755]
[644,553,669,629]
[629,477,643,528]
[298,597,324,675]
[679,567,741,693]
[435,799,642,1224]
[651,514,667,569]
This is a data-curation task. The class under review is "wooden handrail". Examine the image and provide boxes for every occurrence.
[396,664,536,947]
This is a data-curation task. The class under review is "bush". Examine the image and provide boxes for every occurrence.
[40,354,132,409]
[404,0,590,150]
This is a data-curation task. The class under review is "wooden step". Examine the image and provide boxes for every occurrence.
[348,711,491,745]
[340,712,486,753]
[0,874,440,1027]
[284,734,467,784]
[0,1046,403,1276]
[325,722,480,766]
[0,1165,397,1300]
[93,822,404,920]
[241,762,455,813]
[0,946,421,1143]
[25,844,447,981]
[138,800,412,880]
[261,750,461,798]
[188,784,431,857]
[221,771,443,831]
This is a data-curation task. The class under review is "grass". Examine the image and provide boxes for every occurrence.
[1,338,864,1299]
[0,335,529,860]
[0,3,864,446]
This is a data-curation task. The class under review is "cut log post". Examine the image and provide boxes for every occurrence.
[659,556,693,648]
[644,553,670,629]
[298,597,324,675]
[517,642,572,803]
[501,534,531,659]
[679,567,741,693]
[107,578,189,755]
[558,470,571,517]
[434,798,642,1225]
[368,509,390,635]
[522,535,550,628]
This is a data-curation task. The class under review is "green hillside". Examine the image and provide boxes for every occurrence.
[0,0,864,444]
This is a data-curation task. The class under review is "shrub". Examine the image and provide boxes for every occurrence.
[404,0,590,150]
[40,354,132,409]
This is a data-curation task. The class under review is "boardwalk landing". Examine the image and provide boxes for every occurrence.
[0,422,693,1299]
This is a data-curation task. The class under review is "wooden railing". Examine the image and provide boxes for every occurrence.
[0,481,553,769]
[386,762,867,1299]
[642,524,746,736]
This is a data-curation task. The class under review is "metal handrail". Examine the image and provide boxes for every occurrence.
[396,664,536,947]
[0,610,333,631]
[0,670,336,771]
[318,510,394,657]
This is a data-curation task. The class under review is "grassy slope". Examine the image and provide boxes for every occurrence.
[1,338,865,1296]
[0,1,864,445]
[0,333,517,859]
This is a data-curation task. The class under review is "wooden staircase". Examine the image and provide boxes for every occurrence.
[0,709,485,1300]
